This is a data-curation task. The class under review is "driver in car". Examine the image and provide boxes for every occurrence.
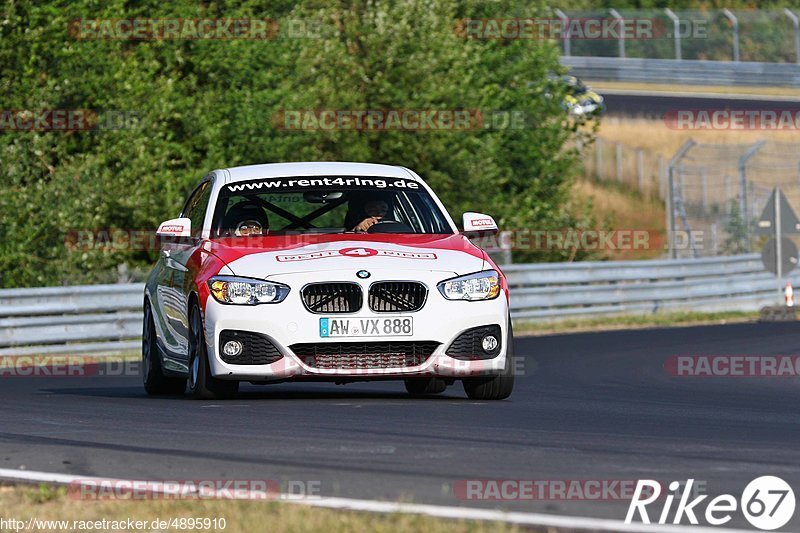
[347,195,391,233]
[222,201,269,237]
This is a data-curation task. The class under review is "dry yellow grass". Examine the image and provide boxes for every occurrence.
[589,81,800,97]
[0,484,525,533]
[514,310,758,336]
[571,178,666,260]
[598,117,799,159]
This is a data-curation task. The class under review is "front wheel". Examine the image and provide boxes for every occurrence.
[188,305,239,400]
[462,318,515,401]
[142,302,186,396]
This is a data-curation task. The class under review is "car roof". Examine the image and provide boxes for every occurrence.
[221,162,420,184]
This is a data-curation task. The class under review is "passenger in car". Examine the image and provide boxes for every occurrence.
[345,193,392,232]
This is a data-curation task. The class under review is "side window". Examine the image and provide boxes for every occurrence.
[182,181,212,238]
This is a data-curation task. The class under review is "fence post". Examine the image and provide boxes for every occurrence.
[701,169,708,210]
[637,149,645,194]
[710,223,718,255]
[680,172,687,202]
[739,140,765,250]
[666,140,697,259]
[609,9,626,58]
[595,137,603,180]
[555,9,571,57]
[579,139,590,179]
[724,175,732,214]
[784,9,800,64]
[615,143,623,183]
[723,9,740,62]
[665,9,682,60]
[667,166,676,258]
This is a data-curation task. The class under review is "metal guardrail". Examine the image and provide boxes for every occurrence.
[0,254,791,355]
[0,284,144,356]
[506,254,795,320]
[560,56,800,87]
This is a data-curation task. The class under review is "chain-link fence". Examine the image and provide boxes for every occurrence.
[667,140,800,258]
[580,136,667,199]
[551,8,800,64]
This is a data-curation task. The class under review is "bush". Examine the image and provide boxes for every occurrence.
[0,0,590,287]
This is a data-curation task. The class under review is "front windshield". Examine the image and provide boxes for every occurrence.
[211,176,454,237]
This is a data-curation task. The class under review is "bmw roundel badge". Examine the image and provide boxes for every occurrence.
[356,270,371,279]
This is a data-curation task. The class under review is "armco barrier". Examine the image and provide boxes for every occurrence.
[0,284,143,356]
[0,254,792,355]
[560,56,800,87]
[505,254,795,319]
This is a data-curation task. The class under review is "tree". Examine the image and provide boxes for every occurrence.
[0,0,590,287]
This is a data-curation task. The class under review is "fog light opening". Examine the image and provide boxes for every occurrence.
[481,335,498,353]
[223,340,243,357]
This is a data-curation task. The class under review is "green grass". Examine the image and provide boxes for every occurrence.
[0,483,528,533]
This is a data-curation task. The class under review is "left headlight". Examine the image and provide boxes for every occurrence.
[208,276,290,305]
[438,270,500,301]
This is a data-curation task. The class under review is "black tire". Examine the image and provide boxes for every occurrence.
[404,377,447,396]
[462,318,515,401]
[188,305,239,400]
[142,301,186,396]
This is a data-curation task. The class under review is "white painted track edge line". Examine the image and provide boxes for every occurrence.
[0,468,758,533]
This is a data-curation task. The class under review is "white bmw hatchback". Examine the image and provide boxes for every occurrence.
[143,162,514,400]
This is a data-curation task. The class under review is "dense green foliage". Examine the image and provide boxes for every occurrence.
[1,0,596,287]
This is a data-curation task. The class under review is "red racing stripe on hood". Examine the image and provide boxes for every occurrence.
[205,233,485,265]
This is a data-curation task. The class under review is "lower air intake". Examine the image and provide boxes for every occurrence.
[289,341,440,370]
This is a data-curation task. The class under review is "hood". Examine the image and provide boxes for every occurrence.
[206,233,487,279]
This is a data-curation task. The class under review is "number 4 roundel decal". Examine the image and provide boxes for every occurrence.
[339,247,379,257]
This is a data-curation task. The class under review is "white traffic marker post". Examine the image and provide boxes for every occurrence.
[775,188,783,300]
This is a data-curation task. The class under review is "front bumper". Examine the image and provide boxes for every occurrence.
[203,272,509,381]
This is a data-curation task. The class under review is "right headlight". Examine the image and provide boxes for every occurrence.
[208,276,290,305]
[438,270,500,301]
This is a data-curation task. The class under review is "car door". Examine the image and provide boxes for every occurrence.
[162,178,213,368]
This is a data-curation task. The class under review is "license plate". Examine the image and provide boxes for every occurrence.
[319,317,413,338]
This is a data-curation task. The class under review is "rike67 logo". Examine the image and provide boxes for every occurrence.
[626,477,795,530]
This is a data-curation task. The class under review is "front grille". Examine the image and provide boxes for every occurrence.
[302,283,362,314]
[446,324,502,360]
[219,330,283,365]
[290,341,440,369]
[368,281,428,313]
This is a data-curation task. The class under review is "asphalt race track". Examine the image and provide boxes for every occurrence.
[2,322,800,529]
[601,91,800,118]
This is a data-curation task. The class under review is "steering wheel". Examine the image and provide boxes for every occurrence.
[366,220,414,234]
